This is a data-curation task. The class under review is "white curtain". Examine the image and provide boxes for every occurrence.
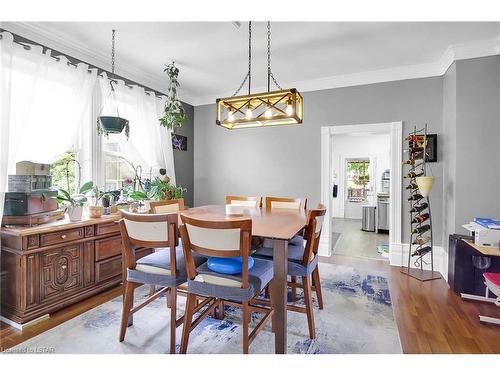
[98,74,176,184]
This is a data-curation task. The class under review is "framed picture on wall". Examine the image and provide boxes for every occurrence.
[426,134,437,162]
[172,133,187,151]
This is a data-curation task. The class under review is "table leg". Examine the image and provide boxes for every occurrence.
[272,239,288,354]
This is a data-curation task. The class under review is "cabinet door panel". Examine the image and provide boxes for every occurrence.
[40,244,84,303]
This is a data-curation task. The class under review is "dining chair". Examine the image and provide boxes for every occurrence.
[149,198,185,214]
[264,196,308,299]
[118,210,206,353]
[225,195,262,208]
[253,204,326,339]
[179,215,275,354]
[148,198,186,296]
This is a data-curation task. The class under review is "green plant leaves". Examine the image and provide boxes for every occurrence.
[79,181,94,194]
[160,62,186,131]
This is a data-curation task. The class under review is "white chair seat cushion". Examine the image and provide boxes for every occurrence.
[135,264,171,275]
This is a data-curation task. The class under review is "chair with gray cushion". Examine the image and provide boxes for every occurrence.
[179,214,275,354]
[118,210,205,354]
[254,204,326,339]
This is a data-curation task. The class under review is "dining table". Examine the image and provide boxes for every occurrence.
[180,204,307,354]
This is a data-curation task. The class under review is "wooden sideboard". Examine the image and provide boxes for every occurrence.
[0,214,152,328]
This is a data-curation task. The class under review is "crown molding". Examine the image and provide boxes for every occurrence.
[2,22,197,105]
[3,22,500,107]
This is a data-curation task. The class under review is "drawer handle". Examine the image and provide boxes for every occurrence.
[61,234,67,239]
[61,265,67,269]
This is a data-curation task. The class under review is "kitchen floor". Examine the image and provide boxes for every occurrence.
[332,218,389,260]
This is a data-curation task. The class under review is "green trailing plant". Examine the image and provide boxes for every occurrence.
[90,186,114,206]
[159,62,186,131]
[123,177,185,202]
[56,181,93,207]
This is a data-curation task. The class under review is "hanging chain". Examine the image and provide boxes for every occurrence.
[267,21,282,92]
[111,29,116,75]
[232,22,252,97]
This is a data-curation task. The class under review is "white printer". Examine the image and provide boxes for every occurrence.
[462,217,500,248]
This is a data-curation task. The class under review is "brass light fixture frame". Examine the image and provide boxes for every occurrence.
[216,22,303,130]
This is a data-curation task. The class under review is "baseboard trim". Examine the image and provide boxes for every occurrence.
[0,313,50,331]
[389,242,448,281]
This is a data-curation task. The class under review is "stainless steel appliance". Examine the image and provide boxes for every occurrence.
[362,205,376,232]
[377,193,390,233]
[381,169,390,193]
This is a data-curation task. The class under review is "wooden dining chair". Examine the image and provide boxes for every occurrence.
[147,198,186,296]
[225,195,262,208]
[149,198,185,214]
[265,196,307,211]
[253,204,326,339]
[179,215,275,354]
[118,210,205,353]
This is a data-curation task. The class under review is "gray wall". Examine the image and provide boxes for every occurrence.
[173,102,194,207]
[194,77,444,245]
[453,56,500,232]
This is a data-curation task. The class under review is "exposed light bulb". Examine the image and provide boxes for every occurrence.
[228,110,235,122]
[264,104,273,119]
[285,97,293,116]
[245,106,253,119]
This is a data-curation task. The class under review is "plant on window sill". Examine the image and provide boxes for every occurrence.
[159,62,186,131]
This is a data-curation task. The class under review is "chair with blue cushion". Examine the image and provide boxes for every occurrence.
[179,214,275,354]
[118,210,205,354]
[254,204,326,339]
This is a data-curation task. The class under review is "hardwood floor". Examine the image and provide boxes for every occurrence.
[1,255,499,353]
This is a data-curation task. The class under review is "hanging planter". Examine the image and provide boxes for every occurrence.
[96,29,130,139]
[159,62,186,131]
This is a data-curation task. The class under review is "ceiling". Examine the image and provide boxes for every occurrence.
[4,22,500,105]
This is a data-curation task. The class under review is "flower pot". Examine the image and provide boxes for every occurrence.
[89,205,103,218]
[67,206,84,222]
[98,116,129,134]
[416,176,434,198]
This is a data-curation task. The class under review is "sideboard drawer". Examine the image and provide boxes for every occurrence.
[96,222,120,236]
[95,235,122,261]
[95,256,122,284]
[40,228,84,247]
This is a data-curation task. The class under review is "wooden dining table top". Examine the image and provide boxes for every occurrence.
[180,205,307,240]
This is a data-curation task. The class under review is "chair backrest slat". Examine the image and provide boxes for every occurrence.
[302,204,327,264]
[149,198,185,214]
[265,196,307,211]
[225,195,262,208]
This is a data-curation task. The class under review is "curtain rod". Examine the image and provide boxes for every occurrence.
[0,28,167,99]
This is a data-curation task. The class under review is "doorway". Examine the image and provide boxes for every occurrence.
[320,122,402,262]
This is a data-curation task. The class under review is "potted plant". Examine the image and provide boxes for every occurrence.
[56,181,93,222]
[159,62,186,131]
[88,186,109,218]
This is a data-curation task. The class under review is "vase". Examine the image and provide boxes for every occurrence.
[89,206,103,218]
[416,176,434,198]
[67,206,84,222]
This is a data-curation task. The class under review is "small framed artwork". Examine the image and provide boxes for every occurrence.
[426,134,437,162]
[172,133,187,151]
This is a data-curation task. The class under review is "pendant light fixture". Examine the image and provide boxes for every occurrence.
[97,29,130,138]
[216,22,303,129]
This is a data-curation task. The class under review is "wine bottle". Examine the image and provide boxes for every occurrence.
[411,246,432,257]
[408,193,423,201]
[404,171,425,179]
[410,202,428,213]
[412,224,431,234]
[412,213,430,224]
[405,135,425,142]
[412,236,431,245]
[409,146,425,153]
[405,183,418,190]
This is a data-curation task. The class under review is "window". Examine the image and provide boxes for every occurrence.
[346,159,370,202]
[103,134,136,192]
[50,152,77,193]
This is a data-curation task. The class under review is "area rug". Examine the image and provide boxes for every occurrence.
[8,263,402,354]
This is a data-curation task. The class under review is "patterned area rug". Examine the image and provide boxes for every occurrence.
[9,263,401,354]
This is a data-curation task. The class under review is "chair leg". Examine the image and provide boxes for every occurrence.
[169,287,177,354]
[302,276,316,340]
[149,284,156,298]
[312,267,324,310]
[267,283,276,333]
[290,276,297,302]
[216,300,225,320]
[119,281,138,342]
[180,293,197,354]
[242,301,250,354]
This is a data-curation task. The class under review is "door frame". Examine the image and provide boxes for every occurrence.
[319,121,402,257]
